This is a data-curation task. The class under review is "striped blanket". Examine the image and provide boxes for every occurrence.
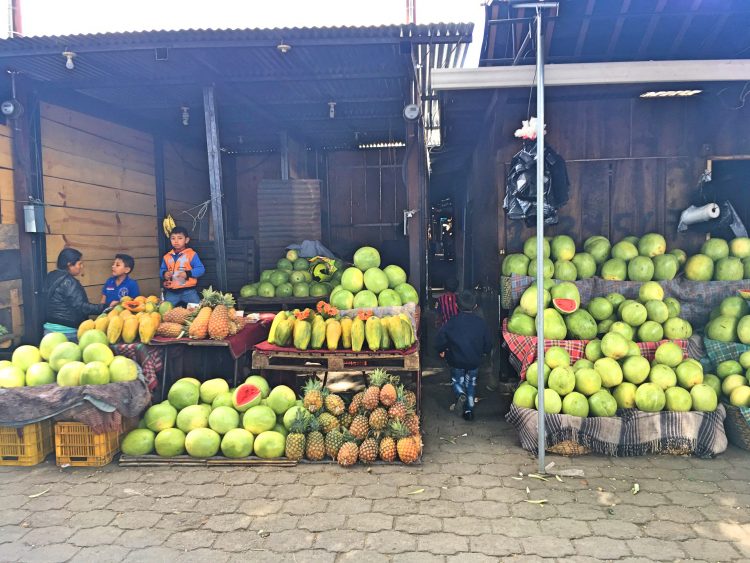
[506,403,728,458]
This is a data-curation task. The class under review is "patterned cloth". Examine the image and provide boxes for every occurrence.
[502,319,688,379]
[436,293,459,326]
[111,343,163,391]
[151,322,270,360]
[506,403,728,458]
[703,337,750,367]
[500,275,750,328]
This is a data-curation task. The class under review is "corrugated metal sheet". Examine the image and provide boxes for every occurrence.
[257,179,322,269]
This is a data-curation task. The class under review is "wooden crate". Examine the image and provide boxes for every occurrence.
[54,422,120,467]
[0,421,54,466]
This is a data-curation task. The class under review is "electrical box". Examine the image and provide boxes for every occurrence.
[23,203,45,233]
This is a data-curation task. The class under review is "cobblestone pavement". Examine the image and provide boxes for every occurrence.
[1,369,749,563]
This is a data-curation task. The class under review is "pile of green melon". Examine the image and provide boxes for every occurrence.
[121,375,298,459]
[240,249,340,300]
[684,238,750,282]
[512,339,719,416]
[705,294,750,344]
[329,246,418,310]
[712,356,750,407]
[0,331,139,388]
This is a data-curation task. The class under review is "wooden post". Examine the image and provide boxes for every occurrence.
[153,136,168,258]
[202,85,228,292]
[405,120,425,299]
[11,79,46,344]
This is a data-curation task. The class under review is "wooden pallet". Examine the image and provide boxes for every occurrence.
[119,454,297,467]
[252,347,420,372]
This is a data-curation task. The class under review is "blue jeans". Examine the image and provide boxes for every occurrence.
[164,288,201,307]
[451,367,478,411]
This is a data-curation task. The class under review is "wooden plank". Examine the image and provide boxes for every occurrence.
[0,280,23,308]
[44,206,159,237]
[48,257,159,287]
[82,277,161,303]
[41,118,154,175]
[665,157,703,254]
[0,169,15,224]
[0,224,19,250]
[41,102,154,153]
[0,250,21,281]
[609,159,661,241]
[43,176,157,216]
[42,147,156,196]
[46,234,160,262]
[578,161,611,241]
[584,98,631,160]
[0,134,12,170]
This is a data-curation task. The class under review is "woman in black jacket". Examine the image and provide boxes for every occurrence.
[44,248,105,338]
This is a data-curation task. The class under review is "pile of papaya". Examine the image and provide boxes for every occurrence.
[266,301,416,352]
[78,295,173,345]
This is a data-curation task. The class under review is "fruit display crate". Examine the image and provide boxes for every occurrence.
[0,421,54,466]
[54,422,121,467]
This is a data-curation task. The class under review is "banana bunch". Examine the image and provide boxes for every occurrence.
[162,214,176,238]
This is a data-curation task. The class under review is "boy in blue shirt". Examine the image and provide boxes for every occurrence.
[101,254,140,306]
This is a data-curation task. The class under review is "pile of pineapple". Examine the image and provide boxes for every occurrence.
[156,287,247,341]
[287,368,422,465]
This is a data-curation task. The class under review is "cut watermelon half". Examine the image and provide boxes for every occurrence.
[232,383,262,412]
[552,298,579,314]
[738,289,750,300]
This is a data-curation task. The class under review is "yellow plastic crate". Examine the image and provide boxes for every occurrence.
[0,421,54,466]
[54,422,120,467]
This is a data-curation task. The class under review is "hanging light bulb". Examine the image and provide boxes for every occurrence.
[62,51,76,70]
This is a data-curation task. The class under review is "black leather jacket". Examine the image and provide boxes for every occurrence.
[45,269,105,328]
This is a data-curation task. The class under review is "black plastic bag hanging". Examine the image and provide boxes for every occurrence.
[503,141,570,227]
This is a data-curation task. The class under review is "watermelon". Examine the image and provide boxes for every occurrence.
[232,383,263,412]
[552,298,578,314]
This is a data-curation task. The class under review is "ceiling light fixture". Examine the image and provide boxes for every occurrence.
[640,89,702,98]
[276,42,292,54]
[358,141,407,150]
[328,101,336,119]
[180,105,190,126]
[62,51,76,70]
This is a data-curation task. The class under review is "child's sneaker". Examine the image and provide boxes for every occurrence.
[454,394,466,417]
[463,409,474,421]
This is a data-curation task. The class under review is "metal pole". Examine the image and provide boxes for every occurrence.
[534,6,546,473]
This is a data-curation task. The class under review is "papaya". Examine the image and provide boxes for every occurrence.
[351,317,365,352]
[387,316,407,350]
[399,313,416,346]
[107,316,124,344]
[325,319,342,350]
[139,315,156,344]
[293,320,312,350]
[119,296,132,303]
[122,317,139,344]
[108,306,122,319]
[123,300,144,313]
[274,317,294,347]
[267,312,285,345]
[144,302,156,314]
[77,319,96,339]
[94,315,110,333]
[310,316,326,349]
[380,319,391,350]
[119,309,133,320]
[146,295,159,304]
[150,312,161,329]
[158,301,173,316]
[365,317,382,351]
[340,317,353,349]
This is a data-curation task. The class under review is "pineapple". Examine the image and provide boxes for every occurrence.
[285,410,308,461]
[227,320,239,336]
[304,417,325,461]
[339,412,353,429]
[369,407,388,431]
[208,291,236,340]
[404,411,421,436]
[379,374,399,407]
[162,306,191,325]
[404,389,417,410]
[317,412,339,434]
[387,385,408,421]
[156,322,185,338]
[188,306,212,339]
[391,420,421,464]
[337,435,359,467]
[324,428,345,459]
[348,391,365,415]
[349,413,370,441]
[379,432,397,462]
[363,368,388,410]
[358,435,379,464]
[302,378,325,413]
[324,393,346,416]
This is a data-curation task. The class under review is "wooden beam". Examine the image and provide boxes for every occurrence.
[202,85,228,292]
[573,0,597,58]
[432,59,750,90]
[405,119,423,297]
[637,0,669,58]
[606,0,632,58]
[154,136,168,258]
[669,0,703,57]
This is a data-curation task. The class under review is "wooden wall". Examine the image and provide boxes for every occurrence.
[234,153,281,241]
[464,87,750,287]
[326,149,407,256]
[163,140,211,241]
[0,121,23,346]
[41,103,161,301]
